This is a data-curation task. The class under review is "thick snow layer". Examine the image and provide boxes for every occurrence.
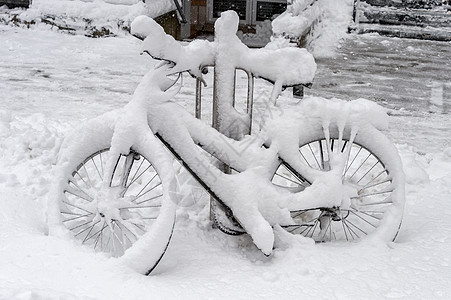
[308,0,355,57]
[270,0,355,57]
[272,0,322,38]
[16,0,174,30]
[1,25,451,299]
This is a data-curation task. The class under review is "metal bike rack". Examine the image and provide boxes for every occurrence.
[195,67,254,135]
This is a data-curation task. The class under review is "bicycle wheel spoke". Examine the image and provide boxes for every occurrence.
[113,221,125,250]
[291,210,309,219]
[110,222,123,254]
[358,195,392,208]
[310,218,321,238]
[120,204,161,209]
[356,210,384,220]
[321,217,333,241]
[82,163,94,188]
[349,210,377,228]
[330,221,336,240]
[319,141,325,170]
[274,172,302,186]
[356,160,380,184]
[299,150,312,168]
[305,215,321,238]
[134,173,158,199]
[63,201,93,214]
[359,176,391,192]
[74,224,94,238]
[286,226,299,233]
[104,230,112,252]
[123,230,134,247]
[127,159,148,188]
[94,228,102,250]
[341,140,348,152]
[65,183,93,202]
[308,144,321,169]
[100,224,105,251]
[348,152,372,180]
[63,213,93,223]
[343,140,353,175]
[120,154,136,188]
[64,189,91,203]
[360,196,393,206]
[341,220,349,241]
[99,151,105,178]
[71,220,94,233]
[133,223,146,232]
[341,220,355,241]
[82,220,101,243]
[345,218,368,236]
[135,194,163,205]
[134,181,162,201]
[117,221,139,243]
[74,170,90,189]
[344,146,362,176]
[354,188,393,199]
[342,220,359,240]
[61,211,85,216]
[91,157,103,181]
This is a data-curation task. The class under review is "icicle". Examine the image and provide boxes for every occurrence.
[270,80,283,105]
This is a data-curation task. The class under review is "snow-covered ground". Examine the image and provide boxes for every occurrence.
[1,24,451,299]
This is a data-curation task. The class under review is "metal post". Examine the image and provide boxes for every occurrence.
[195,78,202,119]
[212,67,219,129]
[232,69,236,108]
[246,72,254,135]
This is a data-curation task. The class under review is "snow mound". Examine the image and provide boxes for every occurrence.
[401,151,430,185]
[0,111,63,165]
[24,0,174,20]
[7,0,175,36]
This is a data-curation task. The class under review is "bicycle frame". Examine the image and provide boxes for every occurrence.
[121,13,342,254]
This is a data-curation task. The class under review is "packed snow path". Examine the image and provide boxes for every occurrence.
[0,25,450,299]
[310,34,451,154]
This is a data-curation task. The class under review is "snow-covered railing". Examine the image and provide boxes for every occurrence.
[271,0,321,46]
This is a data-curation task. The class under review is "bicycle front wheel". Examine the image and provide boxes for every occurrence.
[52,115,175,275]
[273,125,405,243]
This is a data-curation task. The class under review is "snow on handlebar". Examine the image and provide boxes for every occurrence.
[131,11,316,92]
[131,15,215,80]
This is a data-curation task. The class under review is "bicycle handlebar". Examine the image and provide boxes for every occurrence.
[131,16,214,80]
[131,14,316,90]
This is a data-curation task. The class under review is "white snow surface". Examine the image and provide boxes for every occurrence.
[1,25,451,299]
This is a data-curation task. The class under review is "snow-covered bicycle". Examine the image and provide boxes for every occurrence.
[49,11,405,275]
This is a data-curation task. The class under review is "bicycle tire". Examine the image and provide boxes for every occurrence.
[273,124,405,243]
[51,114,175,274]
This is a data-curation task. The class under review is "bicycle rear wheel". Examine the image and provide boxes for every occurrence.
[273,125,405,242]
